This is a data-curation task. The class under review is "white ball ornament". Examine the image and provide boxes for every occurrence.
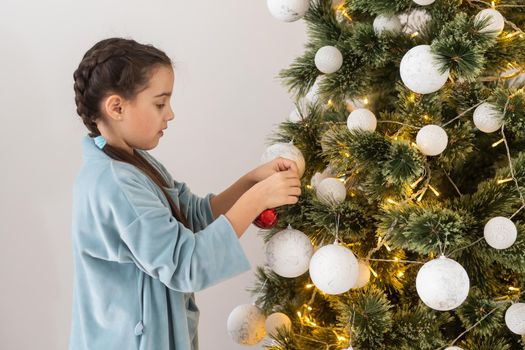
[399,9,432,34]
[309,243,359,295]
[347,108,377,132]
[475,8,505,36]
[266,226,314,278]
[353,260,371,289]
[310,166,336,190]
[416,125,448,156]
[227,304,266,345]
[316,177,347,205]
[373,14,403,36]
[413,0,435,5]
[505,303,525,335]
[266,0,310,22]
[416,256,470,311]
[261,142,306,178]
[400,45,450,94]
[473,102,503,133]
[484,216,517,250]
[265,312,292,336]
[315,46,343,74]
[304,76,324,105]
[445,347,464,350]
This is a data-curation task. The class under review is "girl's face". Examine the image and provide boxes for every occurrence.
[113,65,175,153]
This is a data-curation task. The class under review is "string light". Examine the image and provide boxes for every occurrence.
[305,283,315,289]
[368,265,379,278]
[428,184,440,197]
[417,187,428,202]
[410,32,419,38]
[492,138,505,147]
[497,178,513,184]
[509,286,520,292]
[386,198,399,205]
[362,97,369,105]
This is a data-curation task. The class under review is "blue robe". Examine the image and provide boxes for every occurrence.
[69,135,252,350]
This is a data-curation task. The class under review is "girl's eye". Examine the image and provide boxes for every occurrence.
[156,104,165,109]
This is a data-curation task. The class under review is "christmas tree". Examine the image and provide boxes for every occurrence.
[227,0,525,348]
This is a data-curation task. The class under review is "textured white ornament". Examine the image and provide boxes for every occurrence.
[444,347,464,350]
[304,76,324,105]
[309,243,359,294]
[227,304,266,345]
[265,312,292,336]
[475,8,505,36]
[310,166,336,189]
[503,67,525,89]
[373,14,403,35]
[416,125,448,156]
[266,226,313,278]
[484,216,517,250]
[473,102,503,133]
[413,0,435,5]
[315,46,343,74]
[289,107,302,122]
[399,9,432,34]
[261,142,306,178]
[505,303,525,335]
[353,260,371,289]
[400,45,449,94]
[347,108,377,132]
[416,256,470,311]
[316,177,347,205]
[266,0,310,22]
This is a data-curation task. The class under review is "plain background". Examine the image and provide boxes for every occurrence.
[0,1,307,349]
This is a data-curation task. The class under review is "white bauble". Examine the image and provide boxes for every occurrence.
[266,227,313,278]
[416,256,470,311]
[505,303,525,335]
[484,216,517,250]
[265,312,292,336]
[309,243,359,294]
[416,124,448,156]
[475,8,505,36]
[304,76,324,105]
[315,46,343,74]
[347,108,377,132]
[353,260,371,289]
[400,45,449,94]
[473,102,503,133]
[227,304,266,345]
[413,0,435,5]
[261,142,306,178]
[445,347,464,350]
[310,166,336,189]
[266,0,310,22]
[289,107,302,122]
[316,177,347,205]
[399,9,432,34]
[373,14,403,35]
[503,67,525,89]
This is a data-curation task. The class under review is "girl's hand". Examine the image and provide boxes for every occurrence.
[249,157,300,183]
[250,168,302,210]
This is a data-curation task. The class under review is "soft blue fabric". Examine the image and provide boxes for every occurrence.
[69,135,252,350]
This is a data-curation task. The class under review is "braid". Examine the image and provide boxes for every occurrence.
[73,37,190,229]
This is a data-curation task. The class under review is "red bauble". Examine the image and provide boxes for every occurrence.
[253,208,279,229]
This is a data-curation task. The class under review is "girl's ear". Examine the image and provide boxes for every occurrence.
[103,94,125,121]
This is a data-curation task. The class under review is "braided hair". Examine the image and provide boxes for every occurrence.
[73,37,190,229]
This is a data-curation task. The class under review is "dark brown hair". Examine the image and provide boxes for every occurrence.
[73,37,189,228]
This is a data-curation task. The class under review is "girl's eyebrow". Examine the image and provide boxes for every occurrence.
[154,92,172,97]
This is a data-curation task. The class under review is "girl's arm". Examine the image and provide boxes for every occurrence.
[209,172,257,220]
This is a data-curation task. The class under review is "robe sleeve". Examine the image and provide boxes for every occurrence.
[172,179,217,230]
[106,162,252,293]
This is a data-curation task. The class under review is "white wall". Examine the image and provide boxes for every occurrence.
[0,1,306,349]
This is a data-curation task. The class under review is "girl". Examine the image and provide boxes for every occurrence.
[69,37,301,350]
